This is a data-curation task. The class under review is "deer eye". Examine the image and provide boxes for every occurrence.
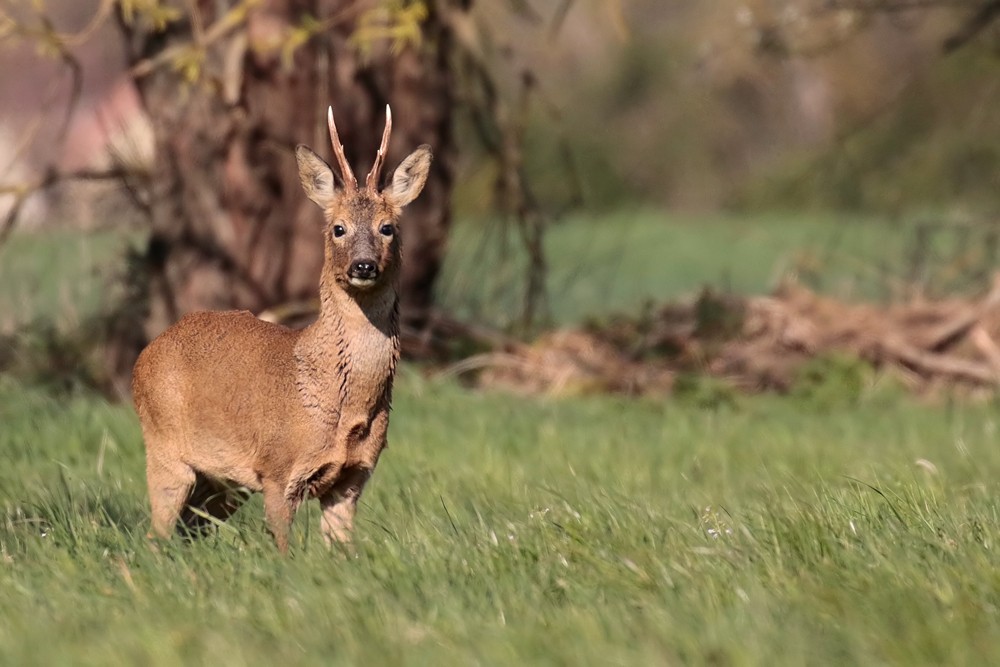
[379,223,394,237]
[333,224,346,238]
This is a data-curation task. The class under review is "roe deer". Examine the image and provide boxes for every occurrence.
[132,105,431,552]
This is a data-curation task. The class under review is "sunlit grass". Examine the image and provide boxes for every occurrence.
[0,229,130,334]
[438,210,991,328]
[2,212,999,662]
[4,211,991,336]
[2,374,999,664]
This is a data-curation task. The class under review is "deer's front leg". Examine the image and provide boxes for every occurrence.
[320,467,371,546]
[321,408,388,547]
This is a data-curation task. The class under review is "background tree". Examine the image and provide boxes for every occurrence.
[1,0,555,392]
[0,0,570,390]
[105,0,462,388]
[4,0,996,393]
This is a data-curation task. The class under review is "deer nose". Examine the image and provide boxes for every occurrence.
[350,260,379,279]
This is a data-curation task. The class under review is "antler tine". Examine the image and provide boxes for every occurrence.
[327,106,357,191]
[365,105,392,191]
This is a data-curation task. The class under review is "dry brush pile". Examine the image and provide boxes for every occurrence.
[444,274,1000,398]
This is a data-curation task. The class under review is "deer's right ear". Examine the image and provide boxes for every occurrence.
[296,145,337,209]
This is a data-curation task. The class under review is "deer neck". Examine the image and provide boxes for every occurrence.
[295,278,400,428]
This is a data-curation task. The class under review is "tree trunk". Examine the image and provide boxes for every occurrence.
[109,0,456,389]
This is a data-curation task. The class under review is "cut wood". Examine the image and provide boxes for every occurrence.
[921,272,1000,352]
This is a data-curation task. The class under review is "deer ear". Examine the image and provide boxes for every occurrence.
[296,145,337,209]
[383,145,432,208]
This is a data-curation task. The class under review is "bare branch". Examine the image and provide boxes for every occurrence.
[817,0,1000,53]
[0,2,87,147]
[0,0,114,46]
[128,3,244,79]
[823,1,983,11]
[0,167,130,246]
[944,0,1000,51]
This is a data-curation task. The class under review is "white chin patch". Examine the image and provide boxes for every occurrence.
[349,277,377,288]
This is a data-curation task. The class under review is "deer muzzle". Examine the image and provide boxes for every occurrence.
[348,259,380,288]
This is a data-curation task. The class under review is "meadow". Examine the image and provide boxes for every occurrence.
[1,212,999,664]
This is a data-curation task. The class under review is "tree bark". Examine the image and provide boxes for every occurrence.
[109,0,456,388]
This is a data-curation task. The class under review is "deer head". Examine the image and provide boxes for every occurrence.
[296,105,432,292]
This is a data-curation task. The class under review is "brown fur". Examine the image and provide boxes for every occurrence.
[132,118,432,552]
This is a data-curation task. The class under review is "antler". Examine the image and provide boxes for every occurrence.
[327,106,358,191]
[365,105,392,192]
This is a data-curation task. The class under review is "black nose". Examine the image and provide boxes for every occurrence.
[350,260,378,279]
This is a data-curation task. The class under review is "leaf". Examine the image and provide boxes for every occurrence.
[350,0,427,61]
[280,14,324,69]
[170,45,204,84]
[119,0,182,32]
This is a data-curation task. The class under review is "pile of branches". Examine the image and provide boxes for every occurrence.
[444,274,1000,397]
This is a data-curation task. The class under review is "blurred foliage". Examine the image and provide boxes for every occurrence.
[119,0,181,31]
[459,1,1000,215]
[0,319,107,394]
[672,372,739,410]
[3,0,997,218]
[2,0,430,83]
[738,48,1000,214]
[351,0,427,59]
[789,353,873,408]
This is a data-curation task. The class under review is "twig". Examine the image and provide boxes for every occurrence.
[943,0,1000,52]
[435,352,532,380]
[879,334,1000,385]
[127,1,368,79]
[922,272,1000,352]
[0,166,130,245]
[256,299,321,324]
[0,0,114,46]
[970,325,1000,371]
[425,311,526,352]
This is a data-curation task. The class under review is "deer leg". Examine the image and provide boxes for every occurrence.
[146,458,196,541]
[262,479,295,553]
[320,467,371,547]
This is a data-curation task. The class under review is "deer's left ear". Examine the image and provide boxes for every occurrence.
[383,145,432,209]
[296,145,338,209]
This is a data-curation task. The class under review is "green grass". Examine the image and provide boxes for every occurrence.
[438,210,996,328]
[3,212,1000,662]
[2,373,1000,664]
[0,228,131,334]
[3,211,995,335]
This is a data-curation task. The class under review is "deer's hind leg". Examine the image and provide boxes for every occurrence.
[146,454,196,541]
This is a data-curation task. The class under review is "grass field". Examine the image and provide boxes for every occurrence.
[0,228,129,334]
[2,211,995,333]
[2,212,1000,664]
[2,373,1000,664]
[438,210,997,328]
